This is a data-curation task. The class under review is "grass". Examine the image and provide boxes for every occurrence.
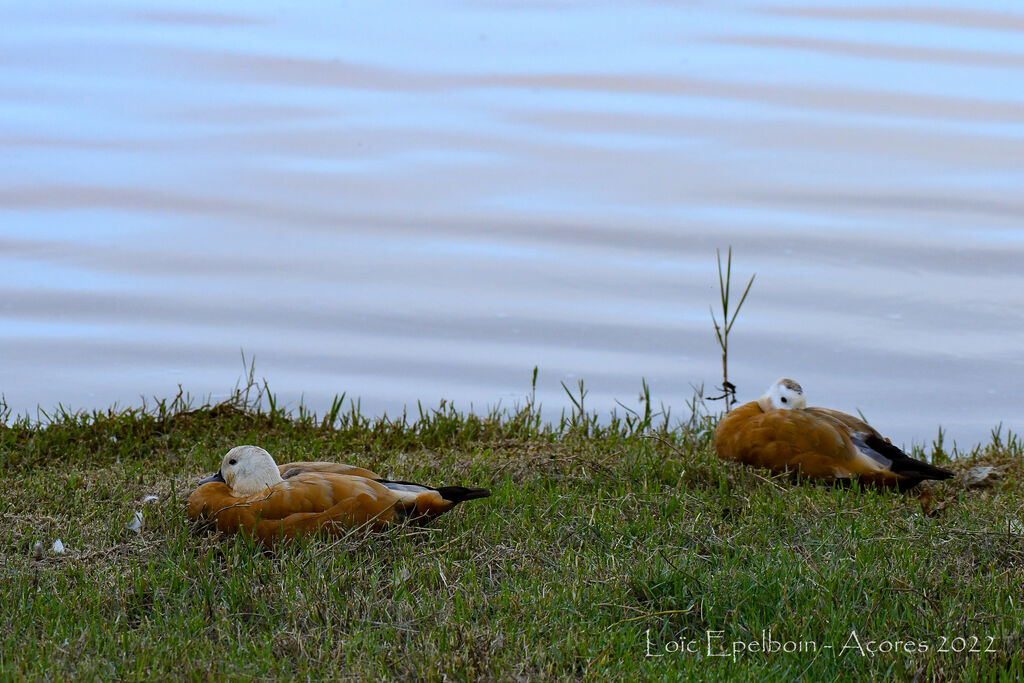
[1,377,1023,681]
[709,246,755,409]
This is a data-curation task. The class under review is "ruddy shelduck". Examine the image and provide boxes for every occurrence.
[714,378,953,490]
[187,445,491,546]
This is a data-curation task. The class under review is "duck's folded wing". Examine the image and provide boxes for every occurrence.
[811,417,954,487]
[278,461,380,479]
[805,407,882,439]
[804,408,901,473]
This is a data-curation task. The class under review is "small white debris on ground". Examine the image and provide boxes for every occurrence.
[125,495,159,534]
[51,539,65,554]
[960,466,1003,488]
[392,567,411,587]
[126,511,144,534]
[1009,519,1023,535]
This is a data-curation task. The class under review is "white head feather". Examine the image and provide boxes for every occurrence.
[758,378,806,411]
[217,445,284,496]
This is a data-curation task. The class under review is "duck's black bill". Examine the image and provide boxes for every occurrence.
[198,470,226,485]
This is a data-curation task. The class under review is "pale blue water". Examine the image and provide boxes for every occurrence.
[2,1,1024,448]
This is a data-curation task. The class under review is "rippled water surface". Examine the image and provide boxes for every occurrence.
[3,1,1024,447]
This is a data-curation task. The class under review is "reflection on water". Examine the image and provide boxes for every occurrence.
[2,1,1023,447]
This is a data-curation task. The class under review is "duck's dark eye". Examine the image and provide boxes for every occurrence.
[229,459,237,466]
[781,397,788,403]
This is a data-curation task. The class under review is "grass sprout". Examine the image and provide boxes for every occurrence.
[709,246,756,410]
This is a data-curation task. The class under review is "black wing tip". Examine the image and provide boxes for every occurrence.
[863,434,955,482]
[895,466,955,492]
[896,462,955,481]
[436,486,492,503]
[374,479,491,503]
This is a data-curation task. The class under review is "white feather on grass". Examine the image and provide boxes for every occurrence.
[126,511,144,533]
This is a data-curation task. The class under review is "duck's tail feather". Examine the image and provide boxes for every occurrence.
[375,479,491,502]
[434,486,492,503]
[863,434,954,489]
[375,479,491,521]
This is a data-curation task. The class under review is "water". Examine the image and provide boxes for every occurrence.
[2,1,1023,448]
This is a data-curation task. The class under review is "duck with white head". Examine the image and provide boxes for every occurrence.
[188,445,491,546]
[714,378,953,491]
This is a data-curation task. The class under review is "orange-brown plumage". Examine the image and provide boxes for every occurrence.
[277,461,380,480]
[187,446,490,546]
[713,379,953,490]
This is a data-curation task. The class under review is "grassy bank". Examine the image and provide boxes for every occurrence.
[1,382,1023,681]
